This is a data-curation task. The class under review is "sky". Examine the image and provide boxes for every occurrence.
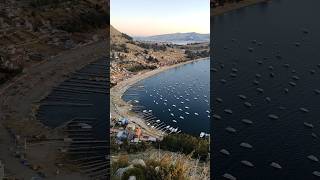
[110,0,210,36]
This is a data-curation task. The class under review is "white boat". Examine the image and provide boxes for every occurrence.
[289,81,296,86]
[242,119,253,125]
[179,116,184,119]
[314,89,320,94]
[304,122,314,128]
[268,114,279,120]
[226,127,236,133]
[194,113,199,116]
[185,112,190,115]
[200,132,205,138]
[172,120,177,123]
[270,162,282,169]
[224,109,233,114]
[307,155,319,162]
[313,171,320,177]
[240,142,253,149]
[244,102,252,107]
[170,113,174,116]
[256,88,264,93]
[220,149,230,156]
[222,173,236,180]
[213,114,221,120]
[156,120,160,123]
[185,106,189,109]
[299,107,309,113]
[241,160,254,167]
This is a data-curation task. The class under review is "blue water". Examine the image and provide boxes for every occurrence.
[212,0,320,179]
[123,58,210,136]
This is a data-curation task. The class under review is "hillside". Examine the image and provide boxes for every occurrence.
[0,0,107,85]
[134,32,210,44]
[110,25,209,86]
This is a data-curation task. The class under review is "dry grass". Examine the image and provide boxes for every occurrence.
[111,149,210,180]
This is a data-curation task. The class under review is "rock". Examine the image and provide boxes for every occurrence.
[131,159,146,167]
[115,165,134,178]
[155,166,160,172]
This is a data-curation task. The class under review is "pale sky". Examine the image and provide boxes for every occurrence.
[111,0,210,36]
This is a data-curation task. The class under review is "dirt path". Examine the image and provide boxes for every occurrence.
[0,40,107,179]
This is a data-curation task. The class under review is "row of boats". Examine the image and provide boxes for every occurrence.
[216,29,320,178]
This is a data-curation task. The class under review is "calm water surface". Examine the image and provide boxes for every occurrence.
[212,0,320,179]
[123,58,210,136]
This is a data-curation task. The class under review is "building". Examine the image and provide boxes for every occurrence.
[116,131,128,141]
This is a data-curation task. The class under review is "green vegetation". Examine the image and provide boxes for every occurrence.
[185,50,209,59]
[136,42,167,52]
[111,44,129,53]
[159,134,209,160]
[125,63,157,73]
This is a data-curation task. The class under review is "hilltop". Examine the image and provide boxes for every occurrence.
[134,32,210,44]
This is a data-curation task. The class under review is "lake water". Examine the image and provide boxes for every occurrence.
[212,0,320,179]
[123,58,210,136]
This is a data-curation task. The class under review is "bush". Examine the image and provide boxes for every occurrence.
[160,134,209,160]
[122,33,133,41]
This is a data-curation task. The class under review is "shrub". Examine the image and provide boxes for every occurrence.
[160,134,209,160]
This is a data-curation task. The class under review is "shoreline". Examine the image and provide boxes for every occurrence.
[110,57,209,138]
[212,0,268,17]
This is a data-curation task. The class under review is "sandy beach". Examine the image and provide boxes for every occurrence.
[110,57,209,138]
[212,0,268,16]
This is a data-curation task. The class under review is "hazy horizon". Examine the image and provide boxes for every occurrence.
[111,0,209,36]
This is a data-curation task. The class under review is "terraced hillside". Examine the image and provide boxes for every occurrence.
[0,0,108,85]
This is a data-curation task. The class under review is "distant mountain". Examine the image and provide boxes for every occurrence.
[134,32,210,44]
